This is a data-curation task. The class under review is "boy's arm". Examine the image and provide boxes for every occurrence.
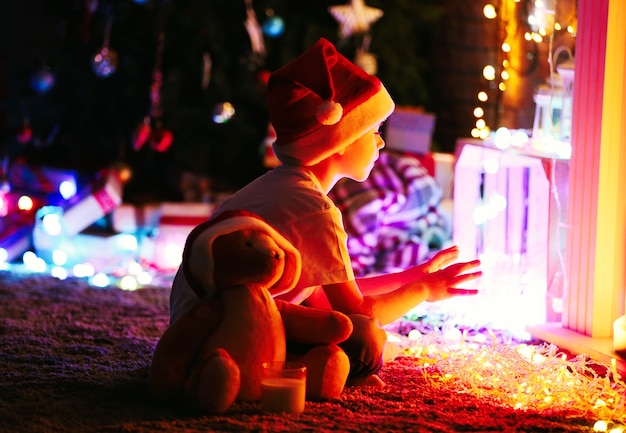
[313,246,481,326]
[356,245,466,294]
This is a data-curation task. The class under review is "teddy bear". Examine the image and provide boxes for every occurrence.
[149,210,353,414]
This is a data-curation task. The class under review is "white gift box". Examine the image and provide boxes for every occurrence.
[62,170,123,236]
[34,230,139,270]
[384,108,436,155]
[152,202,216,270]
[112,203,161,234]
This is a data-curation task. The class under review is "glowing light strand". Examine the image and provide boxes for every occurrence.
[393,331,626,426]
[473,0,512,139]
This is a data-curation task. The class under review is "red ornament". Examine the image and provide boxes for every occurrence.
[132,117,152,151]
[16,120,33,144]
[150,127,173,152]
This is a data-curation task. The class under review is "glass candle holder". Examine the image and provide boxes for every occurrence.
[260,361,306,414]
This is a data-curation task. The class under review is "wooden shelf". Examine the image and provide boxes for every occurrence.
[527,322,626,375]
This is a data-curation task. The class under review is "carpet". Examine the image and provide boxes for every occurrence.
[0,271,602,432]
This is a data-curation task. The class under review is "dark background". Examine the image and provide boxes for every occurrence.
[0,0,561,203]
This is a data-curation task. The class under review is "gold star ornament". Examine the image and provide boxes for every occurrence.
[328,0,384,39]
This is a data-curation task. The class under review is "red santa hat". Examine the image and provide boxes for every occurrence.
[181,210,302,299]
[268,37,395,166]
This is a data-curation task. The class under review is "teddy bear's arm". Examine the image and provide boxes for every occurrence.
[149,299,223,401]
[275,299,353,345]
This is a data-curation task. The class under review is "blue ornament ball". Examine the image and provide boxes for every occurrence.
[92,48,118,78]
[30,67,55,93]
[262,16,284,38]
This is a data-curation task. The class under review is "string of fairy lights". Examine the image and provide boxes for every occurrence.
[472,0,577,140]
[385,328,626,431]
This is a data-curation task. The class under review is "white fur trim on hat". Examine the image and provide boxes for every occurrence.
[273,84,394,166]
[268,38,395,167]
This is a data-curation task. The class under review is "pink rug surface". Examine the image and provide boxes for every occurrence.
[0,272,598,432]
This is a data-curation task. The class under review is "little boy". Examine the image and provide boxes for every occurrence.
[168,38,481,386]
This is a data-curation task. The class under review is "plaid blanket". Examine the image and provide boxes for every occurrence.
[329,151,448,276]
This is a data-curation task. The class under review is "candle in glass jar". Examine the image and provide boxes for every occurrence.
[261,377,306,414]
[260,361,306,414]
[613,315,626,354]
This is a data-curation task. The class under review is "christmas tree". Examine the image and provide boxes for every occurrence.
[0,0,447,203]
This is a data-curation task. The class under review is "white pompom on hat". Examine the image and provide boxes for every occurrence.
[268,37,395,166]
[181,209,302,299]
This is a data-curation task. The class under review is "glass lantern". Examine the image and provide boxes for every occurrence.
[532,46,575,155]
[556,58,575,143]
[532,76,563,144]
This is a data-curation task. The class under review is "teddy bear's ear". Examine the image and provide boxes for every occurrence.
[268,236,302,297]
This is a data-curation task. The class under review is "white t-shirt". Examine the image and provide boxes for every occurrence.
[169,165,354,324]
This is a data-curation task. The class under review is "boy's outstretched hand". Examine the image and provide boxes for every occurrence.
[415,246,482,302]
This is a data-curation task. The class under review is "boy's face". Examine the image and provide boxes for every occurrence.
[340,124,385,182]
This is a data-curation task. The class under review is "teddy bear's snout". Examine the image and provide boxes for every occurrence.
[245,240,283,262]
[268,249,283,261]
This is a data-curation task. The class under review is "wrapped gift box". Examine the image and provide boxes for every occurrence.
[414,152,455,200]
[68,231,140,271]
[112,203,161,234]
[0,224,33,263]
[1,164,124,263]
[62,169,124,236]
[7,159,77,197]
[0,190,49,262]
[33,226,138,271]
[384,107,436,155]
[152,202,216,270]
